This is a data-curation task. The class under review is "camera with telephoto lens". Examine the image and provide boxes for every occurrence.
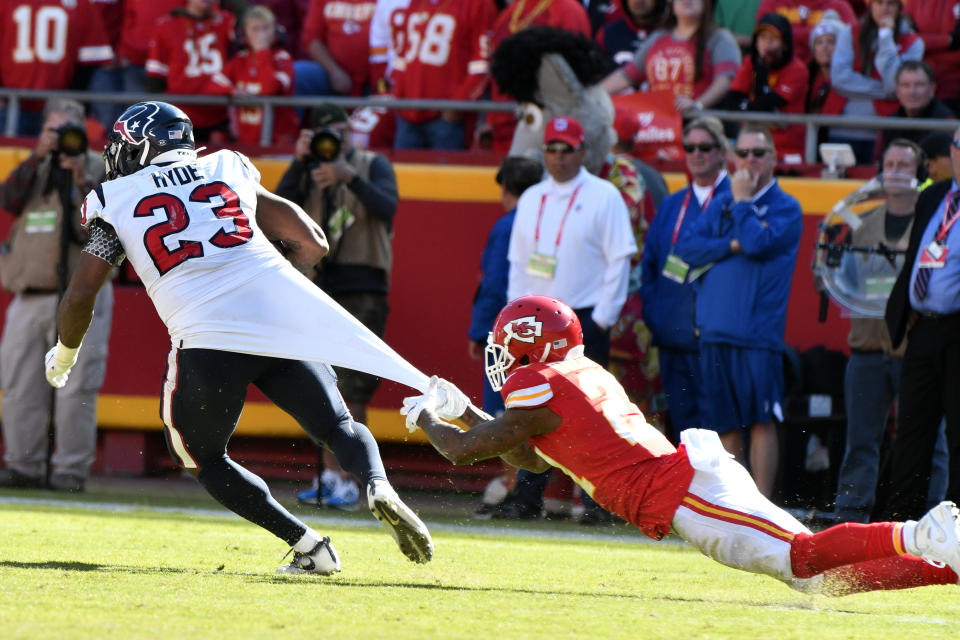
[56,123,88,157]
[308,127,342,163]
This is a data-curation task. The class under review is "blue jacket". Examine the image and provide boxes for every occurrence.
[641,176,731,351]
[675,180,802,350]
[468,209,515,342]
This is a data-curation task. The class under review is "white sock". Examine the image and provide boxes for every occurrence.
[901,521,920,556]
[293,528,323,553]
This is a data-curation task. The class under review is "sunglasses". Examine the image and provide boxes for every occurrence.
[683,142,719,153]
[734,147,772,158]
[543,143,579,154]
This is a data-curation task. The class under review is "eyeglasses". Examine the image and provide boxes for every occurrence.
[543,143,579,155]
[734,147,772,158]
[683,142,719,153]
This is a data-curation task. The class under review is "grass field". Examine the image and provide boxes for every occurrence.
[0,484,956,640]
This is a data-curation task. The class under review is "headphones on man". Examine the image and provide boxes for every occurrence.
[877,138,928,185]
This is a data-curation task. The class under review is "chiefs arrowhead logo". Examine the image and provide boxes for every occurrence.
[507,315,542,344]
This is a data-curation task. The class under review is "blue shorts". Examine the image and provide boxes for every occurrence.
[698,343,783,434]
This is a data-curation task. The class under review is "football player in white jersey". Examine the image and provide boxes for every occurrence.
[43,101,438,575]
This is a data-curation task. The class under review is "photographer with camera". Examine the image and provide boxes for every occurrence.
[0,99,112,493]
[831,138,948,523]
[276,103,398,509]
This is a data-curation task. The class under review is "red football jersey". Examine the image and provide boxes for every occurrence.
[729,57,809,157]
[146,9,236,129]
[393,0,497,123]
[502,357,695,540]
[639,33,738,99]
[0,0,113,92]
[117,0,183,66]
[219,49,300,145]
[301,0,378,95]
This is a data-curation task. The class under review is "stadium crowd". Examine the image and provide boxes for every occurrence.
[0,0,958,533]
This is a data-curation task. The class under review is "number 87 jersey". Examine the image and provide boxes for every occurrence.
[81,149,295,351]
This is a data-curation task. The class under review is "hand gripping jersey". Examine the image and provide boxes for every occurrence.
[502,356,694,539]
[80,150,428,392]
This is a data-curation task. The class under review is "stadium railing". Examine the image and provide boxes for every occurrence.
[0,88,956,163]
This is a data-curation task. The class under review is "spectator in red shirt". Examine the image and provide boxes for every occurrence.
[368,0,409,93]
[146,0,236,142]
[0,0,114,135]
[209,6,301,146]
[904,0,960,112]
[726,13,809,160]
[600,0,742,115]
[392,0,497,150]
[754,0,858,64]
[296,0,377,97]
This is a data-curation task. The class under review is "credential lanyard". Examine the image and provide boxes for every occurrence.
[535,184,583,249]
[935,188,960,244]
[671,184,715,245]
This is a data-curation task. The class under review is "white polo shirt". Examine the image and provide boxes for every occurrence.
[507,166,637,328]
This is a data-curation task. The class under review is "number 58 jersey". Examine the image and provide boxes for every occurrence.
[82,150,301,354]
[503,356,695,540]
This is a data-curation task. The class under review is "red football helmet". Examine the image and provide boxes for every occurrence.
[485,295,584,391]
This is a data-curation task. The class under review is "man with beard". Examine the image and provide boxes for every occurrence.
[726,13,809,160]
[596,0,668,71]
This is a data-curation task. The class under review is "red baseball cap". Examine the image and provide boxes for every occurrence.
[543,116,585,147]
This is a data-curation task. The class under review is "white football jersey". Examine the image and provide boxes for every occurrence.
[81,150,428,392]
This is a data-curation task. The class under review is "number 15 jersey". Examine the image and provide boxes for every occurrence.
[503,356,695,539]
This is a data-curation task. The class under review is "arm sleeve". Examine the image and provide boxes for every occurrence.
[830,25,886,99]
[144,27,169,78]
[731,199,803,260]
[622,32,661,86]
[506,206,528,303]
[346,154,398,226]
[674,199,734,267]
[81,219,126,267]
[453,1,497,101]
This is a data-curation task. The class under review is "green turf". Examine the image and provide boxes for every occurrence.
[0,499,955,639]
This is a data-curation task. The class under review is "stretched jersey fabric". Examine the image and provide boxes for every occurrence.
[79,150,429,393]
[0,0,113,96]
[301,0,378,95]
[146,9,235,128]
[393,0,497,123]
[502,356,695,539]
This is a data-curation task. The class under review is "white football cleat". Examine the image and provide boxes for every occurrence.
[914,501,960,573]
[367,480,434,563]
[277,536,341,575]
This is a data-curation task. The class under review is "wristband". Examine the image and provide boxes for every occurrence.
[54,339,81,366]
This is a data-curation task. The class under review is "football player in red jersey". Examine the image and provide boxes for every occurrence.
[406,295,960,596]
[145,0,235,142]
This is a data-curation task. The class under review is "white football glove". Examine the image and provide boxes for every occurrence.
[434,377,469,420]
[400,376,441,433]
[44,340,81,389]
